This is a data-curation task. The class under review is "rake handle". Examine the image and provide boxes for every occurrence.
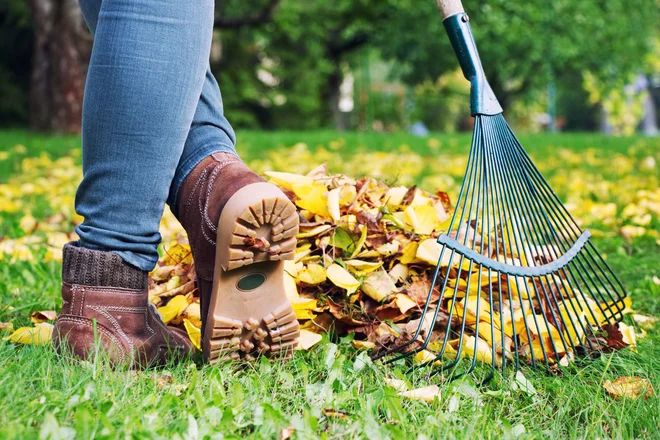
[436,0,465,19]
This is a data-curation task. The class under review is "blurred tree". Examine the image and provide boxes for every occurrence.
[27,0,91,133]
[214,0,397,130]
[0,0,32,127]
[377,0,658,114]
[23,0,282,133]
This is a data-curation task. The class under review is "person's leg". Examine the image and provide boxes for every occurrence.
[74,0,214,271]
[52,0,216,366]
[166,67,237,208]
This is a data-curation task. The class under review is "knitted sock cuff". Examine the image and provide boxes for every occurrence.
[62,242,148,290]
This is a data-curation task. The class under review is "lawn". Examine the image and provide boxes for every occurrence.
[0,129,659,439]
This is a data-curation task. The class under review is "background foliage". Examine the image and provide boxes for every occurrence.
[0,0,658,132]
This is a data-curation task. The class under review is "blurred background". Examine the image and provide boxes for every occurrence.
[0,0,659,136]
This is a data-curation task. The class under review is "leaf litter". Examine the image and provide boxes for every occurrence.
[0,145,654,367]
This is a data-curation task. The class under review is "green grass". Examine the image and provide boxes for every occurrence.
[0,129,659,439]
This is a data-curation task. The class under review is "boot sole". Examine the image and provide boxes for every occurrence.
[203,182,300,364]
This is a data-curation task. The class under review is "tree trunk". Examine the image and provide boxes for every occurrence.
[325,65,346,130]
[28,0,92,133]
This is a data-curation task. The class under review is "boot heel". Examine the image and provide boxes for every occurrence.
[204,183,300,364]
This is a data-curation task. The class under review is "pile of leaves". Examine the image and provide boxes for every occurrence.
[148,164,639,366]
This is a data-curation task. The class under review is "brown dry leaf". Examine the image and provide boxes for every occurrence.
[151,373,174,390]
[29,310,57,323]
[399,385,441,403]
[279,427,295,440]
[603,377,654,399]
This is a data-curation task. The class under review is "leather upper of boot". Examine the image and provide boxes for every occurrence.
[173,152,264,329]
[54,243,192,368]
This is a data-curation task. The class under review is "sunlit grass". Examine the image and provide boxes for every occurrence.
[0,130,658,438]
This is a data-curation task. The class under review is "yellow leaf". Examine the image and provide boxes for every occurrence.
[157,295,189,324]
[264,171,313,190]
[399,241,420,264]
[384,186,409,209]
[339,184,357,206]
[393,293,417,314]
[161,243,193,266]
[603,376,654,399]
[416,239,461,267]
[404,205,439,235]
[345,259,383,276]
[389,263,409,284]
[291,298,318,320]
[296,224,332,238]
[413,349,437,364]
[326,187,341,222]
[0,322,14,333]
[462,335,494,363]
[4,322,52,345]
[362,270,397,302]
[182,302,202,328]
[375,240,400,257]
[19,213,38,234]
[351,340,376,350]
[297,263,327,285]
[183,319,201,350]
[399,385,441,403]
[349,225,368,259]
[618,322,637,347]
[292,182,331,217]
[297,329,323,350]
[284,271,299,299]
[326,264,361,294]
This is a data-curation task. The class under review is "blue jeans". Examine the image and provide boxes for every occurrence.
[74,0,237,271]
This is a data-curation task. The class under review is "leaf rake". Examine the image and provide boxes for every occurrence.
[375,0,630,382]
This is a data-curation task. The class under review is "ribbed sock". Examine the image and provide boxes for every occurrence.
[62,242,148,290]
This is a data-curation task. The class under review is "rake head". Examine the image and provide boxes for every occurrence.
[375,4,630,382]
[376,113,629,381]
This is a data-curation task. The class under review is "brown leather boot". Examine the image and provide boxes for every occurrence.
[175,152,300,364]
[53,243,193,368]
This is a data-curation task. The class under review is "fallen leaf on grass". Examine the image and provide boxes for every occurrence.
[326,263,360,294]
[183,319,201,350]
[603,377,654,399]
[297,329,322,350]
[3,322,52,345]
[351,340,375,350]
[399,385,441,403]
[157,295,189,324]
[278,427,295,440]
[0,322,15,333]
[323,408,350,419]
[632,314,658,329]
[29,311,57,323]
[384,378,408,392]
